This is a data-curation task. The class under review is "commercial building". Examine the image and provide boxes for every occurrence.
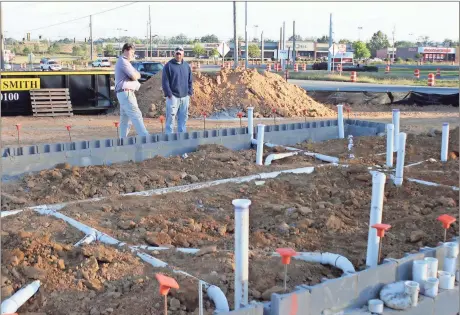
[376,46,457,61]
[103,41,351,61]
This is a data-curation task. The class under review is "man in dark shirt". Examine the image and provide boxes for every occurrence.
[161,46,193,133]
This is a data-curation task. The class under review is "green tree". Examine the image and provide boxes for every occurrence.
[338,39,352,44]
[22,47,31,55]
[33,44,40,53]
[170,33,189,45]
[104,44,116,56]
[200,34,219,43]
[288,35,302,41]
[316,35,329,43]
[443,38,454,47]
[367,31,390,57]
[352,41,371,59]
[72,46,82,56]
[247,44,260,58]
[414,53,422,60]
[96,45,103,55]
[210,48,219,57]
[394,41,416,48]
[48,43,60,54]
[192,43,205,57]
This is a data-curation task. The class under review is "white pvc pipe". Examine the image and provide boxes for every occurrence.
[368,299,384,314]
[0,210,24,217]
[386,124,394,167]
[233,199,251,310]
[405,177,459,191]
[379,281,412,310]
[412,260,428,285]
[281,252,355,274]
[255,124,265,165]
[443,242,459,274]
[404,281,419,307]
[438,271,455,289]
[441,122,449,162]
[247,107,254,140]
[423,277,439,298]
[424,257,438,278]
[337,104,345,139]
[264,152,299,166]
[263,142,300,151]
[303,152,340,164]
[394,132,407,186]
[131,245,200,254]
[366,171,386,268]
[74,233,96,246]
[206,285,230,313]
[392,109,400,152]
[1,280,41,314]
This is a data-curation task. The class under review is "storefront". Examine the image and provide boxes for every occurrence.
[418,47,456,61]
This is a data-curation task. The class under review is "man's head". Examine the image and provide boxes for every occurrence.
[122,43,135,61]
[174,46,184,62]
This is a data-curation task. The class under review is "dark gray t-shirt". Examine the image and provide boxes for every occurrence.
[114,56,138,92]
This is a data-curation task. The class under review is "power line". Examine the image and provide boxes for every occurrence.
[25,2,138,32]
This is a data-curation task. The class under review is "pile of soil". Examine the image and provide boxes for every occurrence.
[1,145,317,210]
[1,212,210,314]
[60,167,459,270]
[136,68,333,118]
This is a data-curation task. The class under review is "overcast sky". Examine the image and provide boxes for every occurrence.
[3,1,459,43]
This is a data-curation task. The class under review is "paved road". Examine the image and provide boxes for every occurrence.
[289,79,459,95]
[375,64,458,70]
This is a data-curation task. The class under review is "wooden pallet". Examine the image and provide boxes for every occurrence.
[30,88,73,117]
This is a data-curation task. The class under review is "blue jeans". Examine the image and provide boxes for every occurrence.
[117,91,149,138]
[166,95,189,134]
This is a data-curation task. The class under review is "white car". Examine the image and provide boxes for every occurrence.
[92,58,111,67]
[40,60,62,71]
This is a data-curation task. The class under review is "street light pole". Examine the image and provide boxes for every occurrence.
[149,5,152,60]
[90,15,93,61]
[233,1,238,68]
[244,1,248,69]
[358,26,363,41]
[0,2,5,70]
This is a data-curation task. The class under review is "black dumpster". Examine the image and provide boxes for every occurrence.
[1,71,115,116]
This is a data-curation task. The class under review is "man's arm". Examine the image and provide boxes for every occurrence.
[162,63,173,98]
[121,60,140,81]
[187,64,193,96]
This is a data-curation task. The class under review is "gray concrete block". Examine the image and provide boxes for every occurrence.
[270,289,311,315]
[216,303,265,315]
[395,252,425,281]
[433,286,460,315]
[354,261,397,308]
[309,274,358,315]
[382,295,434,315]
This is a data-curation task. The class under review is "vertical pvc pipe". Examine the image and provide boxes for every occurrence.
[337,104,345,139]
[247,107,254,140]
[441,122,449,162]
[404,281,419,307]
[366,172,387,268]
[394,132,407,186]
[386,124,394,167]
[438,271,455,289]
[412,260,428,285]
[233,199,251,310]
[256,124,265,165]
[423,277,439,298]
[443,242,459,274]
[392,109,400,152]
[424,257,438,278]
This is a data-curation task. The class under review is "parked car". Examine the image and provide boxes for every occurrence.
[40,60,62,71]
[130,61,164,82]
[92,58,111,67]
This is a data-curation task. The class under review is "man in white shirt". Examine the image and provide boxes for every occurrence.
[114,43,148,137]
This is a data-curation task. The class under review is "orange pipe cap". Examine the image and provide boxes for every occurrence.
[371,223,391,238]
[155,273,179,296]
[276,248,297,265]
[437,214,456,229]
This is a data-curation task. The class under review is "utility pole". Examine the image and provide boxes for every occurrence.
[292,20,296,67]
[0,2,5,70]
[279,27,282,63]
[90,15,93,61]
[149,5,152,60]
[392,25,396,64]
[261,31,264,64]
[327,13,333,72]
[244,1,248,69]
[282,21,286,71]
[233,1,238,68]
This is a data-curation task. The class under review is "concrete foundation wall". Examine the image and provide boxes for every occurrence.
[254,241,460,315]
[2,119,386,178]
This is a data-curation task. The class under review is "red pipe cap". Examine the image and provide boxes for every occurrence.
[65,125,71,131]
[371,223,391,238]
[15,124,21,130]
[159,115,165,123]
[237,112,243,118]
[113,122,120,127]
[155,273,179,296]
[276,248,297,265]
[437,214,456,229]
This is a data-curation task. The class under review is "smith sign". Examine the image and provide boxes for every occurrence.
[1,78,41,91]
